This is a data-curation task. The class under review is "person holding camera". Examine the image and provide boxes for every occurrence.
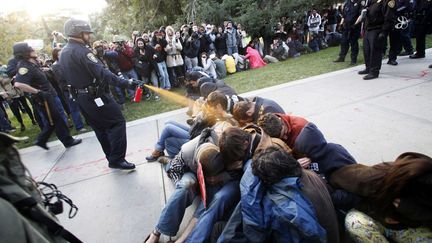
[12,42,82,150]
[184,31,201,70]
[165,26,185,88]
[112,35,138,103]
[51,31,67,48]
[150,31,171,90]
[59,19,140,170]
[224,22,239,55]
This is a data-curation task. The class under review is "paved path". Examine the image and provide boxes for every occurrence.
[19,51,432,243]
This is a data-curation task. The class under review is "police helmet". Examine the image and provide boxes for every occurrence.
[13,42,34,59]
[64,19,93,37]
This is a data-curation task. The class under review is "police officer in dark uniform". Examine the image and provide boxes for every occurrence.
[409,0,432,59]
[59,19,140,170]
[13,42,82,150]
[334,0,362,65]
[387,0,414,65]
[358,0,397,79]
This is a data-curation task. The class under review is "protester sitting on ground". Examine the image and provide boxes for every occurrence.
[200,52,217,78]
[211,54,227,79]
[263,37,289,63]
[232,97,285,126]
[144,122,237,243]
[245,146,340,243]
[198,77,237,99]
[286,37,303,58]
[206,91,244,116]
[145,121,190,162]
[257,113,356,178]
[330,152,432,243]
[308,34,320,52]
[244,45,266,69]
[221,55,236,74]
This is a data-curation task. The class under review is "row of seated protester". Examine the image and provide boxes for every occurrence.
[143,71,432,243]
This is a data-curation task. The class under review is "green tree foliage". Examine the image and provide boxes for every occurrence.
[95,0,336,39]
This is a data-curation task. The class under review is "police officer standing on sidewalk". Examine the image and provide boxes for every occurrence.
[387,0,414,65]
[60,19,140,170]
[334,0,362,65]
[358,0,397,80]
[13,42,82,150]
[409,0,432,59]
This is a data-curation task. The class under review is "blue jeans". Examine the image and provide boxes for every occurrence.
[53,96,68,125]
[156,172,198,236]
[155,121,190,157]
[186,180,241,243]
[157,62,171,89]
[227,46,238,55]
[64,91,84,130]
[115,69,137,104]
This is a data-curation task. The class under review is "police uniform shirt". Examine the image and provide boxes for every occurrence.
[343,0,362,25]
[15,60,56,95]
[59,39,129,89]
[365,0,397,31]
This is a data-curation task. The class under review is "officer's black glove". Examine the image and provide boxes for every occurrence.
[128,79,144,89]
[36,90,50,100]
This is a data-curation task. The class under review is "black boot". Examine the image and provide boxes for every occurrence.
[387,60,398,66]
[358,69,369,75]
[108,160,136,170]
[333,57,345,62]
[363,73,379,80]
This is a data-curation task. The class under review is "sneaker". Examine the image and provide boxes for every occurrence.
[398,51,413,56]
[333,57,344,62]
[409,53,425,59]
[387,60,398,66]
[145,93,152,100]
[77,128,88,133]
[154,95,160,101]
[146,150,164,162]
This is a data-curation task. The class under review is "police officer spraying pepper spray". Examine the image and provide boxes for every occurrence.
[358,0,397,80]
[13,42,82,150]
[59,19,141,170]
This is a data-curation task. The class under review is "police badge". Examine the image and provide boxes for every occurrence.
[87,53,98,63]
[18,67,28,75]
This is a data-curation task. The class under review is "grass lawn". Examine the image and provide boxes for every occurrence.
[7,36,432,148]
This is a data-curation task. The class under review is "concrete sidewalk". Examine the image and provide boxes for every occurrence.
[19,51,432,243]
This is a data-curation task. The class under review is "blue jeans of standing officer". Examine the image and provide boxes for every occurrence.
[156,172,198,236]
[185,180,241,243]
[155,121,190,157]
